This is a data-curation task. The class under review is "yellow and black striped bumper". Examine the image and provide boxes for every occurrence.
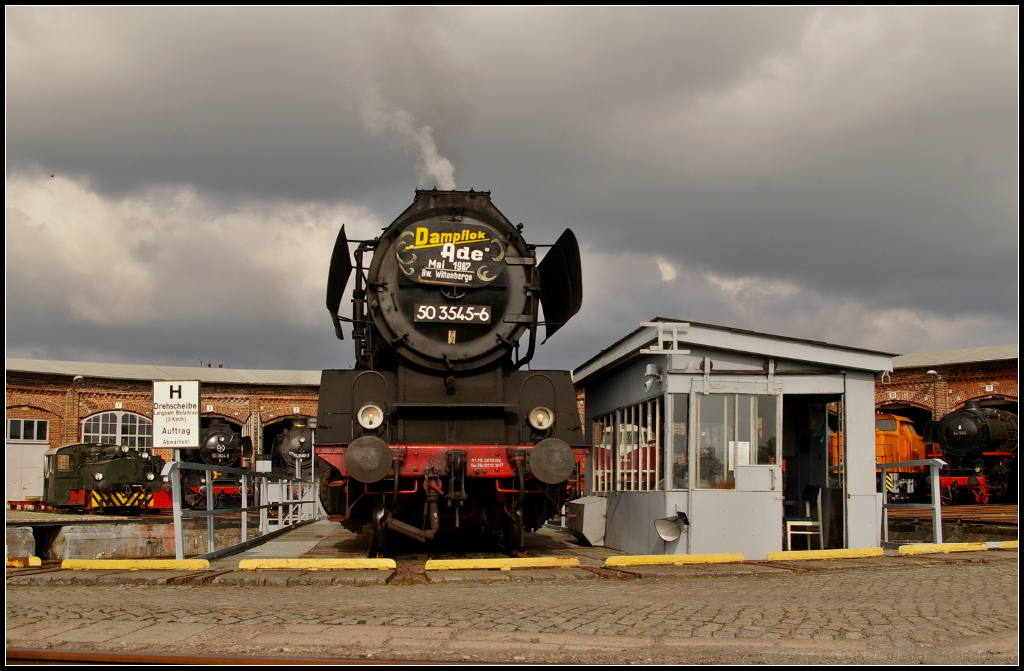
[89,490,154,508]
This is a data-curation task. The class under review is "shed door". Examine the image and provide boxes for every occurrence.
[6,443,45,500]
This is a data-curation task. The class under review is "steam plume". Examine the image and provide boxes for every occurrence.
[360,88,456,190]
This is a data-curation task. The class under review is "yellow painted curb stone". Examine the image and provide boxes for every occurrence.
[6,556,42,568]
[62,559,210,571]
[765,548,884,561]
[897,542,988,555]
[425,557,580,571]
[999,540,1018,550]
[605,553,744,567]
[238,558,396,570]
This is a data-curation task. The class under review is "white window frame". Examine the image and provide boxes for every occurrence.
[81,411,153,448]
[591,397,664,493]
[6,418,50,443]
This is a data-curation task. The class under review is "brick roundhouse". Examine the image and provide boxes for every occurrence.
[5,359,319,502]
[5,346,1017,502]
[875,345,1018,431]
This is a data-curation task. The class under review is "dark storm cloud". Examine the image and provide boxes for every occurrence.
[5,7,472,203]
[5,7,1017,370]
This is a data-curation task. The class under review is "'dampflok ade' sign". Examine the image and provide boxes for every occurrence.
[394,221,505,288]
[152,380,200,449]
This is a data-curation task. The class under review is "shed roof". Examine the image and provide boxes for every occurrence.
[573,318,894,385]
[5,358,320,386]
[891,344,1017,370]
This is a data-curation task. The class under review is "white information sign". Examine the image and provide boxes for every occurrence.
[152,380,200,449]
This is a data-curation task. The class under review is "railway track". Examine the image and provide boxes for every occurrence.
[885,504,1017,526]
[5,648,439,665]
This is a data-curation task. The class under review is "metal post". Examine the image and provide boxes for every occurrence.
[930,461,943,544]
[170,462,184,561]
[260,477,268,535]
[878,458,946,546]
[206,468,215,555]
[241,472,248,544]
[880,465,889,543]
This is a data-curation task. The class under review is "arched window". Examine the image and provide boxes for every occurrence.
[82,411,153,448]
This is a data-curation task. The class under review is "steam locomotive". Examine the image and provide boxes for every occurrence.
[176,417,314,508]
[315,189,587,555]
[268,417,314,477]
[178,419,252,508]
[43,443,170,512]
[927,401,1018,504]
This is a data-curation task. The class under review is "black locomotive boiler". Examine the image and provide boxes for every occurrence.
[316,189,587,554]
[929,401,1018,504]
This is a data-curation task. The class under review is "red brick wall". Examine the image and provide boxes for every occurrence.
[5,371,319,453]
[875,359,1018,419]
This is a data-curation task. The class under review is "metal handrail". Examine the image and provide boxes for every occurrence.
[878,458,947,544]
[160,460,316,560]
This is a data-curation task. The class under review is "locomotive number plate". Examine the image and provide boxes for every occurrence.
[414,304,491,324]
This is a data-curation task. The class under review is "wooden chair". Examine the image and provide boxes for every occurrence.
[784,485,824,551]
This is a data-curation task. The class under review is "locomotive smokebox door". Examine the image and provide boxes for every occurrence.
[365,191,535,372]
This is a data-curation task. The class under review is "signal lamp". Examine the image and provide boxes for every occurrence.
[528,406,555,431]
[93,472,103,481]
[357,403,385,430]
[145,473,155,481]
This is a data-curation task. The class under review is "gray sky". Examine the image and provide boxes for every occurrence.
[6,7,1018,372]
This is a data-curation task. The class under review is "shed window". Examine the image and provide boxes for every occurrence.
[591,397,664,492]
[82,411,152,447]
[6,419,49,442]
[670,394,689,490]
[696,394,778,490]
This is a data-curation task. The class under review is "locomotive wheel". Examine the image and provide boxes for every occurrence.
[369,503,388,558]
[989,465,1009,500]
[941,482,958,506]
[503,509,524,553]
[183,488,203,509]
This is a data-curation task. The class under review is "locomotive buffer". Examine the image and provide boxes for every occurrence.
[315,189,588,556]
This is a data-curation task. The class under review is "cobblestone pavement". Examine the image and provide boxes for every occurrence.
[6,557,1017,664]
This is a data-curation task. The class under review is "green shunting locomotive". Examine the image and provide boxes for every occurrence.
[43,443,172,512]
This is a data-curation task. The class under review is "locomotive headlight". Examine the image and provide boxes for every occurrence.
[528,406,555,431]
[139,451,149,460]
[161,475,170,483]
[93,472,104,481]
[357,403,385,430]
[121,445,130,453]
[145,473,155,481]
